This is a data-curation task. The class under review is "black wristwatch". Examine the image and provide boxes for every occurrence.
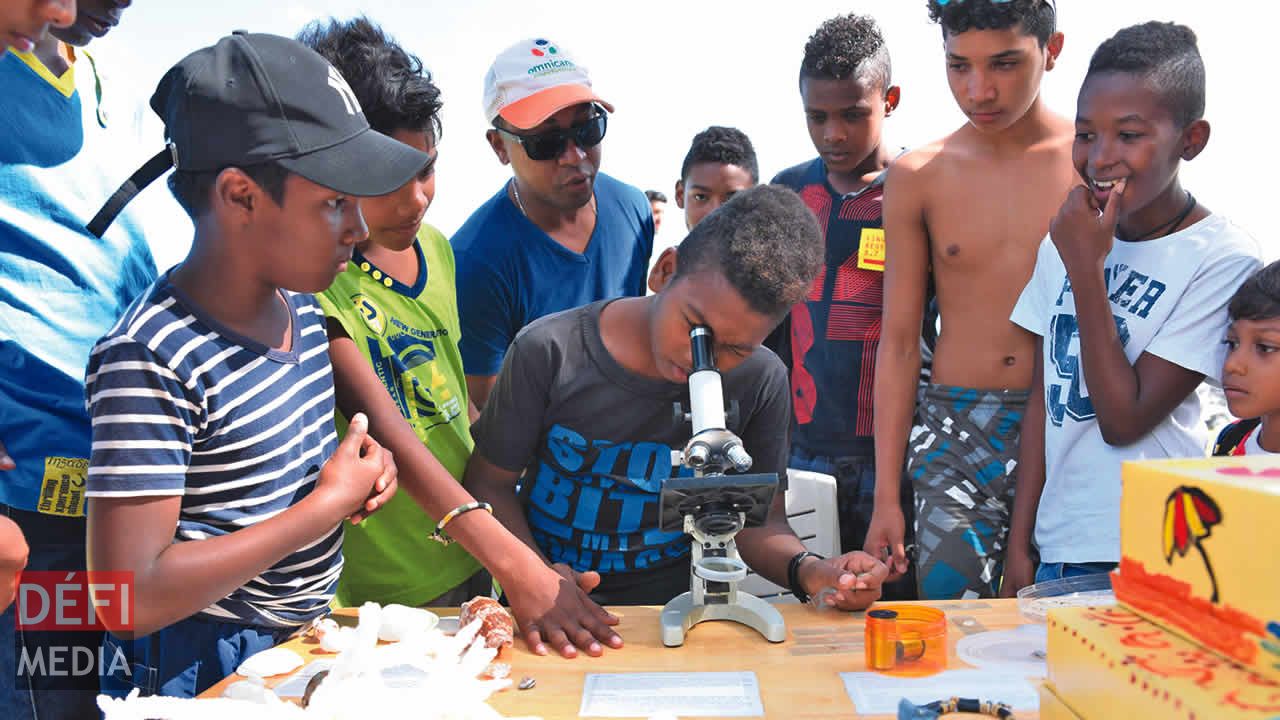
[787,550,824,603]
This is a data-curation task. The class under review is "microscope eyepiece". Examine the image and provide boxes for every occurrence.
[689,326,715,373]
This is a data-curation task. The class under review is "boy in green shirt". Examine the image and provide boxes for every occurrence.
[300,19,618,650]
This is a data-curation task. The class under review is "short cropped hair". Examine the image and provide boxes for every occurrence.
[800,13,892,93]
[297,16,443,139]
[927,0,1056,46]
[1229,261,1280,323]
[167,163,290,219]
[673,185,822,317]
[645,190,667,203]
[1086,21,1205,128]
[680,126,760,184]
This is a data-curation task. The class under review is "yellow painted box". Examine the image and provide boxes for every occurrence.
[1115,456,1280,681]
[1048,605,1280,720]
[1038,683,1085,720]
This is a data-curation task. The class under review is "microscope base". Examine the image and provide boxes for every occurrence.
[660,590,787,647]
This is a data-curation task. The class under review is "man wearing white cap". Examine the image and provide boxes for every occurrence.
[454,37,654,409]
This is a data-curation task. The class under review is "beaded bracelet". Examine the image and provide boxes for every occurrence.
[429,501,493,545]
[787,550,824,603]
[897,697,1015,720]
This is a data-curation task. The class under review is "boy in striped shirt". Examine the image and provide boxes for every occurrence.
[82,32,429,699]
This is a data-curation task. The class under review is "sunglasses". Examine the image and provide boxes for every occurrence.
[495,111,608,161]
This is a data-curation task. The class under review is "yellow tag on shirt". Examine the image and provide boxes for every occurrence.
[857,228,886,271]
[37,456,88,517]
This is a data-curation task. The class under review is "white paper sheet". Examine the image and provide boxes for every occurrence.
[579,672,764,717]
[839,670,1040,715]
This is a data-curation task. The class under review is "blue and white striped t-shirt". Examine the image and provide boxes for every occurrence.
[84,277,342,628]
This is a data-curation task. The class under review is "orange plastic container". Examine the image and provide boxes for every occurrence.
[863,604,947,677]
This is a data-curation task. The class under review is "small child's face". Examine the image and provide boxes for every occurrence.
[677,162,755,231]
[258,174,367,294]
[648,268,777,383]
[1222,317,1280,421]
[943,28,1056,133]
[1073,72,1194,220]
[360,129,437,252]
[1,0,73,55]
[800,74,894,176]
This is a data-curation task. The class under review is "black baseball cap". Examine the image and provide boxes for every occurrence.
[88,31,430,237]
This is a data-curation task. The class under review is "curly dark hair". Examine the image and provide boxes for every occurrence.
[1086,21,1205,128]
[1229,261,1280,323]
[927,0,1056,46]
[297,16,443,139]
[800,13,891,92]
[679,126,759,184]
[673,185,822,317]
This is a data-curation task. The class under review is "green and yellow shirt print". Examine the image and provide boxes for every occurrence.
[316,224,481,606]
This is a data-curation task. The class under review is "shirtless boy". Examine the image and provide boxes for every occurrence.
[865,0,1077,599]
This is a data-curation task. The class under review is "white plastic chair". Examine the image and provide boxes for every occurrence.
[737,469,841,602]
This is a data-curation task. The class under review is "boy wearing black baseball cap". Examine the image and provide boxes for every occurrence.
[84,31,425,699]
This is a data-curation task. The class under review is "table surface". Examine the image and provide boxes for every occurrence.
[203,599,1042,719]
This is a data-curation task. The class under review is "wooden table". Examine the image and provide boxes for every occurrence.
[204,599,1041,719]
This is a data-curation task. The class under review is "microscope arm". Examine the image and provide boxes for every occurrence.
[733,492,814,591]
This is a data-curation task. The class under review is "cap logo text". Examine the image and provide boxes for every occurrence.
[327,66,361,115]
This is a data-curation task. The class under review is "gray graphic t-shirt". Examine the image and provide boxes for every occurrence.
[472,300,790,604]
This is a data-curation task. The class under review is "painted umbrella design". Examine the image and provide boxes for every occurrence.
[1162,485,1223,603]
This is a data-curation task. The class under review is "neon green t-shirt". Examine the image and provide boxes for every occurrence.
[316,224,481,607]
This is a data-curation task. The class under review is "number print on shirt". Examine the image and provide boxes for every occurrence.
[1047,313,1131,427]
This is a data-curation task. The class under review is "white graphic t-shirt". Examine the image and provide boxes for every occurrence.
[1011,214,1262,563]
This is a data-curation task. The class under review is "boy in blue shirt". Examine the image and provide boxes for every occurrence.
[82,31,426,698]
[0,2,187,715]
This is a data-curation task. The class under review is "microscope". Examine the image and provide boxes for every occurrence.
[658,326,787,647]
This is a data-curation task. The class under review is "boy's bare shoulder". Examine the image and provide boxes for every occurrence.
[888,128,973,184]
[890,138,946,178]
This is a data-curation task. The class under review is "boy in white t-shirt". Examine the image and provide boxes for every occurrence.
[1213,261,1280,457]
[1002,21,1263,592]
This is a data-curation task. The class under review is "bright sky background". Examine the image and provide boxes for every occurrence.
[100,0,1276,270]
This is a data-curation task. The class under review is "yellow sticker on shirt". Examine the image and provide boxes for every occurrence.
[37,456,88,517]
[858,228,886,271]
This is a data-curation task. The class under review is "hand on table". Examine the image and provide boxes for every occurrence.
[800,551,889,611]
[505,562,623,659]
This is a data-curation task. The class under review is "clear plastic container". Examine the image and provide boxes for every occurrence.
[865,604,948,677]
[1016,572,1116,623]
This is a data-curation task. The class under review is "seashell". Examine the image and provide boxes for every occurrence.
[235,646,303,679]
[377,604,439,642]
[319,625,355,653]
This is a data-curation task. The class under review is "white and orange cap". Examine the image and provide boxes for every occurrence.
[482,37,614,130]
